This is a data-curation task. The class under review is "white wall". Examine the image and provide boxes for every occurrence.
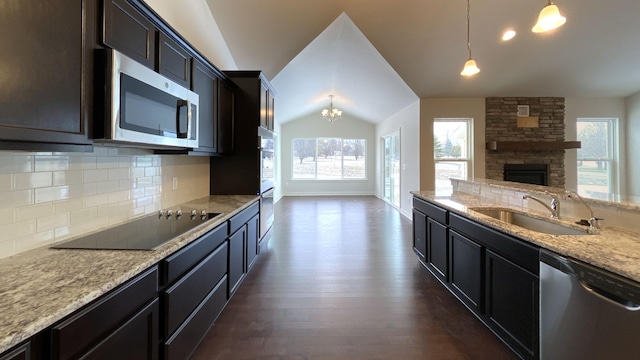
[375,101,420,218]
[420,98,485,191]
[144,0,237,70]
[280,114,376,196]
[564,98,626,193]
[626,91,640,196]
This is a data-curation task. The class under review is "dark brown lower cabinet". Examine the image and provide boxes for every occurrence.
[0,343,29,360]
[246,214,259,270]
[449,230,483,312]
[412,209,427,261]
[228,226,246,296]
[486,249,539,359]
[163,277,228,360]
[426,218,448,282]
[51,266,158,360]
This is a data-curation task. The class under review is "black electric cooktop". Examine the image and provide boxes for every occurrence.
[52,209,222,250]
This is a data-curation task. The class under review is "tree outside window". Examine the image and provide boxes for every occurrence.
[292,138,366,180]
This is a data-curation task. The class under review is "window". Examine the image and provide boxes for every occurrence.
[576,118,617,195]
[292,138,366,180]
[382,132,400,207]
[434,119,472,194]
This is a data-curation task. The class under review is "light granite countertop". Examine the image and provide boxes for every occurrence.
[412,191,640,284]
[0,195,258,355]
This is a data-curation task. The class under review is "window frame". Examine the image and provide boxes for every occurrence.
[433,118,473,194]
[291,137,367,181]
[576,118,618,195]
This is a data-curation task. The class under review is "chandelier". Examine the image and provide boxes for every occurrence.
[321,95,342,122]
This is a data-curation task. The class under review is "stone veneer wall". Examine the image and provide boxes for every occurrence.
[485,97,566,187]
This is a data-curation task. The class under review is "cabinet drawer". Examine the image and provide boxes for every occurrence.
[52,266,158,360]
[449,213,539,274]
[229,202,259,235]
[164,276,228,360]
[161,224,227,286]
[163,242,228,337]
[413,197,448,224]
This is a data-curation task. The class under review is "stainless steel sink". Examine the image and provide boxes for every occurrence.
[470,208,591,236]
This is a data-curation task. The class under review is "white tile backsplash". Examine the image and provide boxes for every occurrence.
[0,146,209,259]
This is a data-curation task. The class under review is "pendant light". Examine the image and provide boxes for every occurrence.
[461,0,480,76]
[532,1,566,33]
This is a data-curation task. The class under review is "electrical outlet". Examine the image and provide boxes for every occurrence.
[172,177,178,190]
[472,184,481,195]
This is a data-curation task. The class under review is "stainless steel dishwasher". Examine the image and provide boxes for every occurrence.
[540,249,640,359]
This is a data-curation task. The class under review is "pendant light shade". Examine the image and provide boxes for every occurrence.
[461,59,480,76]
[460,0,479,77]
[532,1,566,33]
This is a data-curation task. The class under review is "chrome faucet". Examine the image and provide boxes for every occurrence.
[565,189,602,231]
[523,193,560,219]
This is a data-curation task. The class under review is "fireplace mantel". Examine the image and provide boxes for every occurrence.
[486,141,581,151]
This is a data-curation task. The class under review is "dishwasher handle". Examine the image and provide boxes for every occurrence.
[579,281,640,311]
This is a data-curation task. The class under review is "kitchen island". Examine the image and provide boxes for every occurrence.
[0,195,258,357]
[412,179,640,360]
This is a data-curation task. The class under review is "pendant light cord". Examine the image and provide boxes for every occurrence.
[466,0,472,59]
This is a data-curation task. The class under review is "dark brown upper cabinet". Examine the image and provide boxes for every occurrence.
[102,0,157,70]
[0,0,94,151]
[158,32,192,88]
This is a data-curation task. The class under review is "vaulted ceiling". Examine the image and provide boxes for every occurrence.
[205,0,640,124]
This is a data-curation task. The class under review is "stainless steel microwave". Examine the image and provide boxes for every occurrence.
[94,49,199,149]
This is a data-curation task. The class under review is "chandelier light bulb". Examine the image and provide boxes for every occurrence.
[461,59,480,76]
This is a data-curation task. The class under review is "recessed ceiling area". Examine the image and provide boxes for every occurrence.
[206,0,640,124]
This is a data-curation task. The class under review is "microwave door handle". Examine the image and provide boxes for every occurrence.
[176,99,191,139]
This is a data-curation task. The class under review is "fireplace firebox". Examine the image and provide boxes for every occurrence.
[503,164,548,186]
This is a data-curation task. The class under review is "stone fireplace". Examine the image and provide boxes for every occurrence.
[485,97,567,187]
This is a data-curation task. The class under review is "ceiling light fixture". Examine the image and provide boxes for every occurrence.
[321,95,342,122]
[532,1,566,33]
[502,29,516,41]
[461,0,480,76]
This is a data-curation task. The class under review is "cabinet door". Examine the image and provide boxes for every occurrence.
[80,299,159,360]
[217,80,235,154]
[412,209,427,261]
[158,32,191,88]
[0,343,29,360]
[0,0,92,148]
[228,227,246,296]
[103,0,156,69]
[486,249,539,359]
[191,59,218,152]
[449,230,483,312]
[246,214,259,270]
[427,218,448,282]
[267,90,275,131]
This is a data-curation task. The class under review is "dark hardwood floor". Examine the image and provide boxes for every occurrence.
[191,196,517,360]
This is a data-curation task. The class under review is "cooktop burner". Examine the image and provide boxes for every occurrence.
[52,209,222,250]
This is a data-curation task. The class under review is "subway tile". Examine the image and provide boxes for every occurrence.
[131,187,145,199]
[53,170,83,186]
[118,156,134,168]
[83,169,109,183]
[69,156,96,170]
[0,220,36,238]
[35,186,69,203]
[53,198,85,214]
[0,156,33,174]
[97,203,120,218]
[15,230,55,253]
[137,177,154,188]
[108,190,130,204]
[136,157,153,168]
[95,180,120,195]
[15,203,54,222]
[118,179,136,191]
[54,223,85,241]
[82,216,110,233]
[97,156,118,169]
[0,189,33,209]
[37,213,69,232]
[130,167,145,178]
[84,193,109,208]
[0,174,11,191]
[0,238,15,259]
[13,172,53,190]
[92,146,110,157]
[144,167,159,177]
[35,156,69,172]
[108,168,129,181]
[0,208,15,226]
[68,183,97,199]
[70,207,98,225]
